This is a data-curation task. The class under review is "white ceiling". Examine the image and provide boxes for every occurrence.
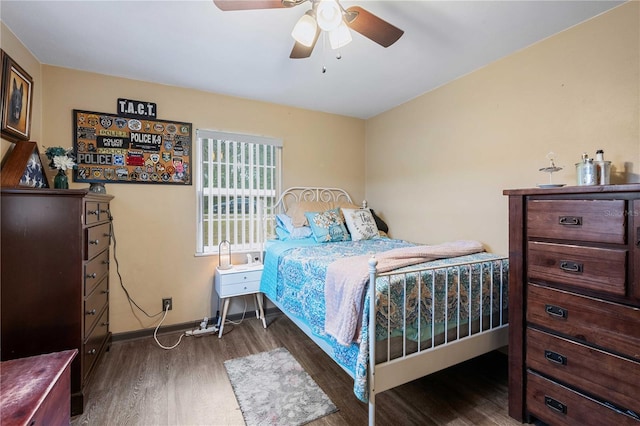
[1,0,625,119]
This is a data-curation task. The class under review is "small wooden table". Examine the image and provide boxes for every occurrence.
[1,349,78,426]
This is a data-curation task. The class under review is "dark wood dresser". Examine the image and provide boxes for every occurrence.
[1,188,113,416]
[504,184,640,425]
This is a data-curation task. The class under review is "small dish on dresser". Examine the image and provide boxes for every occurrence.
[536,183,566,189]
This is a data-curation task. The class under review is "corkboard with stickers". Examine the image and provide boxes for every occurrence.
[72,109,192,185]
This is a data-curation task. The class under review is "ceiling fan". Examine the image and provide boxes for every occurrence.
[213,0,404,59]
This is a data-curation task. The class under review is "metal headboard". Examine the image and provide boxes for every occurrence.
[273,187,354,214]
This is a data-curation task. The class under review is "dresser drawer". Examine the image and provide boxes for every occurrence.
[528,241,627,296]
[83,308,108,380]
[527,328,640,412]
[85,222,111,260]
[527,284,640,360]
[85,277,108,337]
[84,250,110,295]
[527,199,626,244]
[84,201,101,225]
[526,371,640,425]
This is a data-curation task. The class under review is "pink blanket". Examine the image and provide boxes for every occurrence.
[324,240,485,345]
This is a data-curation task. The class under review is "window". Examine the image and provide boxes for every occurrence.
[196,130,281,255]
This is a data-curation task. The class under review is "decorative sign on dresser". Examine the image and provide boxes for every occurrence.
[503,184,640,425]
[0,188,114,416]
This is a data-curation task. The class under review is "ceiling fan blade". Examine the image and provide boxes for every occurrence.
[345,6,404,48]
[289,26,320,59]
[213,1,287,11]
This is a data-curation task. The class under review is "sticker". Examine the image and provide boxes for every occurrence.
[140,172,149,181]
[161,151,171,162]
[129,172,139,181]
[166,124,177,134]
[180,125,189,134]
[115,117,127,129]
[166,165,175,174]
[163,140,173,150]
[77,167,90,180]
[77,153,113,165]
[87,115,99,126]
[161,172,171,182]
[104,168,116,180]
[77,141,87,152]
[128,119,142,131]
[155,163,165,173]
[151,173,159,182]
[98,129,128,138]
[77,127,96,140]
[150,153,160,163]
[100,116,113,129]
[97,135,130,149]
[113,154,125,166]
[154,123,164,132]
[115,168,129,179]
[91,168,104,178]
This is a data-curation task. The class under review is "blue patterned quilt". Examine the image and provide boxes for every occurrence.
[260,238,508,401]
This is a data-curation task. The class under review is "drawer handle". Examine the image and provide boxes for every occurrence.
[559,260,583,274]
[544,350,567,365]
[89,239,99,245]
[100,209,110,214]
[86,309,97,315]
[102,321,110,327]
[88,210,99,216]
[87,348,97,355]
[558,216,582,226]
[545,396,567,414]
[545,304,567,319]
[86,273,97,279]
[102,260,110,265]
[102,289,110,294]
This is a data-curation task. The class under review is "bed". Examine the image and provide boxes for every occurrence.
[259,187,509,425]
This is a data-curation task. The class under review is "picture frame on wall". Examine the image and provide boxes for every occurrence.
[0,50,33,142]
[0,141,48,188]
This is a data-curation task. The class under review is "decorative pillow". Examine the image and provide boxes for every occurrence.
[286,201,333,227]
[275,225,313,240]
[304,208,350,243]
[369,209,389,233]
[341,208,379,241]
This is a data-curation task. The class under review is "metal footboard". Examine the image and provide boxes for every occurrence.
[367,256,509,425]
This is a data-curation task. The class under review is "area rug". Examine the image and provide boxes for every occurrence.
[224,347,338,426]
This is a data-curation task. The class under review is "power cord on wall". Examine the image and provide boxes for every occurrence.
[109,212,186,350]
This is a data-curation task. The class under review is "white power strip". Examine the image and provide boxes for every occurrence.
[185,325,218,336]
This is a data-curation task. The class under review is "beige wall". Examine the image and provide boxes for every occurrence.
[38,68,364,333]
[365,2,639,255]
[4,2,639,334]
[1,23,43,157]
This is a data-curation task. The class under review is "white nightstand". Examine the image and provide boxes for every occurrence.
[214,264,266,338]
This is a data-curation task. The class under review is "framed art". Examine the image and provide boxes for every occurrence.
[0,141,48,188]
[1,50,33,142]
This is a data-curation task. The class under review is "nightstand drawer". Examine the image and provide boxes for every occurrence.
[527,199,626,244]
[527,284,640,360]
[526,328,640,412]
[218,280,260,297]
[220,270,262,285]
[526,371,639,426]
[528,241,627,296]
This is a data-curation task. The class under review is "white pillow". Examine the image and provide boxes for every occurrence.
[341,208,379,241]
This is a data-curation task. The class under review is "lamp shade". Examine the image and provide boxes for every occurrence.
[291,12,317,47]
[329,21,352,49]
[218,240,231,270]
[316,0,342,31]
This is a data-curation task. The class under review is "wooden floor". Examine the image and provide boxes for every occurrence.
[72,314,521,426]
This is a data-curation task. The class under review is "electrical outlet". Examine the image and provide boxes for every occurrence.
[162,297,172,311]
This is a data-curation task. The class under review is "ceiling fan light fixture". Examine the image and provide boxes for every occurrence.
[291,11,318,47]
[316,0,342,31]
[329,21,352,49]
